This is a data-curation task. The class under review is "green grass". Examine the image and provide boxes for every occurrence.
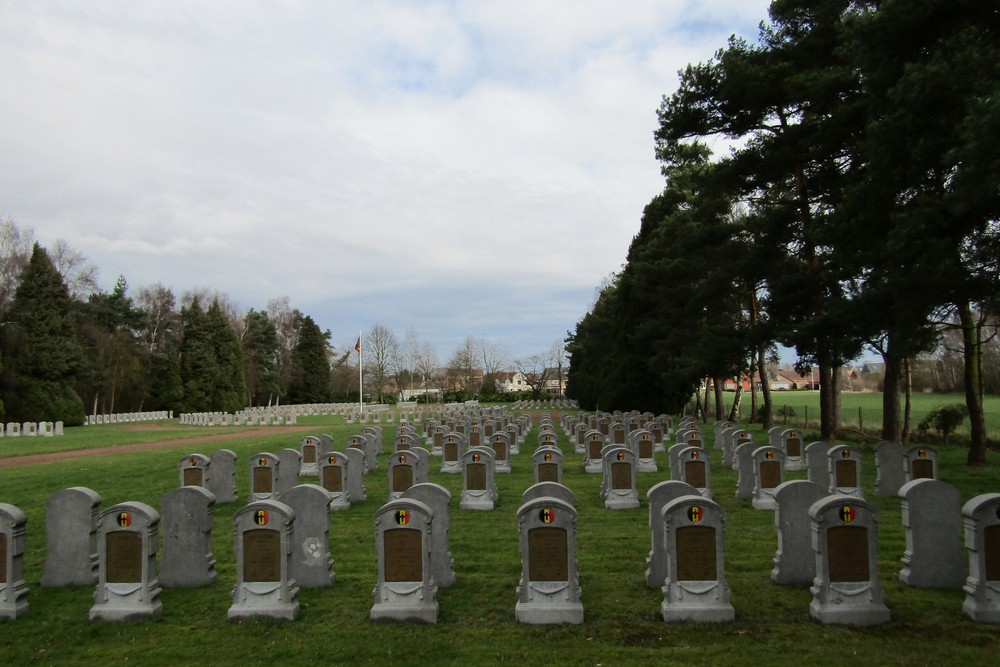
[1,414,999,667]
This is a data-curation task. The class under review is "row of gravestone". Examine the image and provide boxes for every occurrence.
[3,422,64,437]
[83,411,171,426]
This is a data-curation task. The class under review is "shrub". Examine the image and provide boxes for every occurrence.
[917,404,969,445]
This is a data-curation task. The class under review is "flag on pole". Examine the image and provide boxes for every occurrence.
[355,336,361,353]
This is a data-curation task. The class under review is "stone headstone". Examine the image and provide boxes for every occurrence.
[752,446,786,510]
[534,446,563,484]
[179,453,211,489]
[874,441,905,497]
[342,448,368,502]
[677,446,711,499]
[633,429,657,472]
[898,478,964,589]
[319,452,351,510]
[771,480,826,585]
[249,453,279,502]
[903,445,938,483]
[228,500,299,620]
[371,498,438,623]
[645,480,698,588]
[281,484,335,588]
[659,495,735,623]
[460,448,497,510]
[601,446,639,510]
[89,502,163,621]
[522,482,575,508]
[299,436,322,477]
[780,429,806,471]
[583,431,604,473]
[159,486,218,588]
[41,487,101,587]
[0,503,29,619]
[961,493,1000,623]
[401,483,456,588]
[388,451,417,501]
[808,495,890,626]
[515,496,583,624]
[805,441,833,490]
[734,442,757,500]
[276,449,302,498]
[827,445,864,498]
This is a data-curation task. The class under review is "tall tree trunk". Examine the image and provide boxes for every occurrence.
[960,302,987,466]
[902,357,912,445]
[702,376,710,420]
[880,332,902,442]
[758,345,773,429]
[713,377,724,421]
[749,355,759,424]
[819,360,837,440]
[728,375,744,422]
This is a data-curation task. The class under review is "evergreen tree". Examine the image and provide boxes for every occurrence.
[179,297,216,412]
[288,315,332,404]
[1,243,86,424]
[206,299,246,412]
[241,309,279,406]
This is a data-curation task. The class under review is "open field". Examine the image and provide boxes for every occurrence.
[0,413,998,667]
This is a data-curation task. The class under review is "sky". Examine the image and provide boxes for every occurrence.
[1,0,773,364]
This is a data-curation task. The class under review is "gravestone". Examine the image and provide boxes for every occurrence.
[401,483,456,588]
[734,442,757,500]
[342,448,368,502]
[299,436,322,477]
[780,429,806,471]
[276,448,302,498]
[490,433,512,474]
[371,498,438,623]
[228,500,300,620]
[645,480,698,588]
[249,453,280,502]
[410,446,431,483]
[515,497,583,624]
[903,445,938,483]
[752,446,786,510]
[281,484,335,588]
[179,453,211,489]
[961,493,1000,622]
[89,502,163,621]
[601,447,639,510]
[159,486,217,588]
[677,446,711,499]
[460,448,497,510]
[208,449,238,503]
[0,503,28,619]
[633,429,657,473]
[808,495,890,626]
[319,452,351,510]
[827,445,864,498]
[346,434,374,473]
[440,432,465,474]
[522,482,575,508]
[534,446,563,484]
[659,495,735,623]
[771,480,826,585]
[874,441,905,497]
[667,443,688,480]
[720,427,738,466]
[388,451,417,501]
[805,441,833,490]
[898,478,964,589]
[583,430,605,473]
[41,487,101,587]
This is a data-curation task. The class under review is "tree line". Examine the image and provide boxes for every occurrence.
[565,0,998,466]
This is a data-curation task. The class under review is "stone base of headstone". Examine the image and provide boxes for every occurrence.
[370,597,439,624]
[809,592,890,626]
[660,595,735,623]
[515,596,584,624]
[584,461,602,474]
[439,461,461,474]
[963,597,1000,624]
[89,592,163,622]
[637,459,657,473]
[459,492,494,511]
[752,495,777,511]
[228,584,300,621]
[604,493,640,510]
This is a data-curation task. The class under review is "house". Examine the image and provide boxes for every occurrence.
[495,371,529,394]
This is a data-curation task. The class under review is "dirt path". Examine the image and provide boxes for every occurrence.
[0,425,319,468]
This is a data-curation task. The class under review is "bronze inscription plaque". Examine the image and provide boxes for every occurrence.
[985,524,1000,581]
[243,529,281,582]
[444,443,458,462]
[467,463,486,491]
[827,525,869,582]
[676,526,716,581]
[588,441,602,459]
[322,466,343,493]
[0,533,7,583]
[538,462,558,483]
[911,459,934,480]
[183,467,203,487]
[106,530,143,584]
[384,528,422,582]
[835,460,857,488]
[392,465,413,493]
[493,442,507,461]
[302,445,317,464]
[528,527,568,581]
[684,460,706,488]
[639,441,653,458]
[611,462,631,490]
[786,437,801,457]
[253,466,274,494]
[759,460,782,489]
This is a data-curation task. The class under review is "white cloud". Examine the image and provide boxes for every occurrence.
[0,0,771,359]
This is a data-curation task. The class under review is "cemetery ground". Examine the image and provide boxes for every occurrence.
[1,413,998,666]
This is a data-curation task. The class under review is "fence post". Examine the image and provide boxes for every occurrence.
[859,406,863,431]
[804,406,808,430]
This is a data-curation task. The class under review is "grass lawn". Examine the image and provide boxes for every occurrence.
[0,412,998,667]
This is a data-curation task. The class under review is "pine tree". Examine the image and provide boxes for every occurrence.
[206,299,246,412]
[288,315,332,403]
[179,297,216,412]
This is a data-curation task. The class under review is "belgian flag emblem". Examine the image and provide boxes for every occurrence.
[399,454,407,464]
[117,512,132,528]
[766,450,775,460]
[189,457,198,467]
[691,450,700,460]
[918,448,927,458]
[255,509,269,526]
[544,452,553,462]
[472,453,480,463]
[540,507,556,524]
[258,457,268,467]
[842,449,852,459]
[394,509,410,526]
[616,451,626,461]
[687,506,703,523]
[839,506,856,523]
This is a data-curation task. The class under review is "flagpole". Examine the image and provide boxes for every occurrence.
[357,330,363,415]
